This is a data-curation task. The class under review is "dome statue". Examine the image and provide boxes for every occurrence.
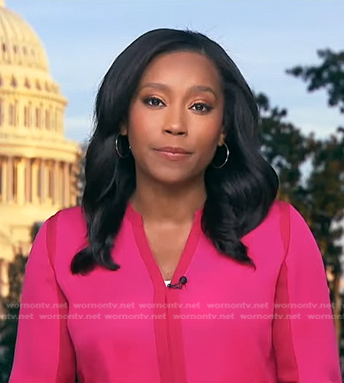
[0,0,81,297]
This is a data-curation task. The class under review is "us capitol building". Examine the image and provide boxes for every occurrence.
[0,0,81,297]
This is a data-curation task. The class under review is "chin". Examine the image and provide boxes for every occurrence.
[150,169,193,186]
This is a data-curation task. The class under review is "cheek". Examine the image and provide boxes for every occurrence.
[126,109,160,163]
[194,128,224,169]
[195,118,223,151]
[197,135,220,164]
[128,104,161,141]
[127,106,148,148]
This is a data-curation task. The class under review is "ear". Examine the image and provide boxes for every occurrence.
[217,131,226,146]
[120,123,128,136]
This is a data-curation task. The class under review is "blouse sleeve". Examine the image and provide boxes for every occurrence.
[272,202,342,383]
[8,216,77,383]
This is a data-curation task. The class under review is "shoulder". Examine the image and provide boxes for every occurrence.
[252,199,309,239]
[256,198,287,227]
[45,205,87,237]
[272,199,310,230]
[47,205,84,222]
[270,200,317,256]
[267,199,306,223]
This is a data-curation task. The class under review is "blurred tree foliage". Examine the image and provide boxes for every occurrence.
[0,224,41,383]
[288,50,344,350]
[76,140,88,206]
[257,48,344,347]
[0,253,28,383]
[257,93,344,266]
[286,48,344,266]
[287,49,344,113]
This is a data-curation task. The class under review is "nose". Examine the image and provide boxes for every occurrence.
[163,104,187,136]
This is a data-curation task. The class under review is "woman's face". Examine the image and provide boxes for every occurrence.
[122,50,225,185]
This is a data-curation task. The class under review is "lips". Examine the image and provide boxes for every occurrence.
[155,146,191,154]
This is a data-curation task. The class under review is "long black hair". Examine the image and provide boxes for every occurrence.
[71,28,279,275]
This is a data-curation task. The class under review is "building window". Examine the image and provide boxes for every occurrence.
[0,160,2,202]
[11,76,17,87]
[9,104,14,126]
[24,106,28,127]
[28,103,32,127]
[45,110,50,129]
[15,101,18,126]
[54,109,58,130]
[35,107,41,128]
[9,103,18,127]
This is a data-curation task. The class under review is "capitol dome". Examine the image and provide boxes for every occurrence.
[0,0,49,71]
[0,0,81,297]
[0,0,71,140]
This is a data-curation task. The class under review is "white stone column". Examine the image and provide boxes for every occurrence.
[13,159,18,203]
[0,259,9,298]
[44,161,48,203]
[40,159,45,204]
[70,163,75,205]
[17,158,25,205]
[7,157,13,203]
[25,158,32,203]
[47,161,53,203]
[0,158,7,203]
[0,159,1,203]
[32,159,38,204]
[68,163,72,205]
[53,160,59,205]
[63,162,70,206]
[59,163,63,205]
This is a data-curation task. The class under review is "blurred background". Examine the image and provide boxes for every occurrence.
[0,0,343,381]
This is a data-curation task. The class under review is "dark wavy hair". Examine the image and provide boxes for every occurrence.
[71,28,279,275]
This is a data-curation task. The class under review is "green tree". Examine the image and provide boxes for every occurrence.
[256,92,314,214]
[0,222,42,383]
[287,49,344,113]
[76,139,87,206]
[287,49,344,349]
[0,253,28,383]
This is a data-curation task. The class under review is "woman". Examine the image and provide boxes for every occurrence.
[9,28,341,383]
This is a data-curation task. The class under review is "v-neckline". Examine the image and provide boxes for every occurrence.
[125,201,204,289]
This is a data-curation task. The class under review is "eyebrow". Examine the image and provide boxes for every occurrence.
[139,82,217,98]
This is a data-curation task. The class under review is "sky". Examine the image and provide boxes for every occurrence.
[5,0,344,144]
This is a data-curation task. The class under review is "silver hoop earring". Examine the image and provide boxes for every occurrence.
[115,135,131,159]
[211,143,230,169]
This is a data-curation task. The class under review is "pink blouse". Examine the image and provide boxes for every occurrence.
[9,200,341,382]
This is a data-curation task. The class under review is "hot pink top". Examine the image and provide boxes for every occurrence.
[9,200,341,383]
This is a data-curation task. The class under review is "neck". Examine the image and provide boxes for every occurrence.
[130,177,206,224]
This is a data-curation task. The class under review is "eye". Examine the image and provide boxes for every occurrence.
[190,103,213,113]
[143,97,165,107]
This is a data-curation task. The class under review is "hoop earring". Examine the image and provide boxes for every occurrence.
[211,143,230,169]
[115,135,131,159]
